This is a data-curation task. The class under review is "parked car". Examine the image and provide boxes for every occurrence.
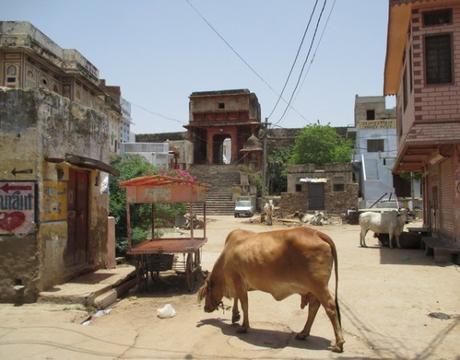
[234,199,254,218]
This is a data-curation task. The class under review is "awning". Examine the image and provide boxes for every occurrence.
[45,153,119,176]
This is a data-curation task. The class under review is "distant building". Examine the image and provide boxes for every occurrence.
[353,95,421,207]
[384,0,460,244]
[120,98,132,144]
[186,89,261,165]
[121,142,172,169]
[281,163,359,215]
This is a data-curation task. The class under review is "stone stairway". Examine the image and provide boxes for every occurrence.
[190,164,241,215]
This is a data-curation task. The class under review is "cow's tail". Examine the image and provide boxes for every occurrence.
[318,232,341,326]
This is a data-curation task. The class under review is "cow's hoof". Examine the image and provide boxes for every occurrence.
[295,333,308,340]
[236,326,248,334]
[330,342,344,353]
[232,312,241,324]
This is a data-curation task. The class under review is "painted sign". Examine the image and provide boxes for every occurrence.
[0,181,36,235]
[357,119,396,129]
[41,181,67,222]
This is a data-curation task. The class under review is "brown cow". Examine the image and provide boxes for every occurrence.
[198,227,345,353]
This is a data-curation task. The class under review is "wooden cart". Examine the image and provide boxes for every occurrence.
[120,175,207,291]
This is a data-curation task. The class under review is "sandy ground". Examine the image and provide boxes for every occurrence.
[0,216,459,360]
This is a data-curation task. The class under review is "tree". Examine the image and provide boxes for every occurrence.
[268,146,292,194]
[109,155,157,254]
[290,124,352,165]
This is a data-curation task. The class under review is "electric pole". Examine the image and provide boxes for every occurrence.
[262,117,270,197]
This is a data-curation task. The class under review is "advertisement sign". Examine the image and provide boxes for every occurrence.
[0,181,36,235]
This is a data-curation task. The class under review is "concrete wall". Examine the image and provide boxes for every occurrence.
[0,87,111,302]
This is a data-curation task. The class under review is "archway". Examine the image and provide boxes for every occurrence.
[212,134,232,164]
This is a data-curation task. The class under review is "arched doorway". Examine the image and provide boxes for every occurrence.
[212,134,232,164]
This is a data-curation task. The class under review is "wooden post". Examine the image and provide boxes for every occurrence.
[151,203,155,240]
[203,202,206,240]
[151,204,155,240]
[126,201,132,250]
[189,202,194,240]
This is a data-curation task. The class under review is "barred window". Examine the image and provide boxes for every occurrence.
[367,139,384,153]
[425,34,452,84]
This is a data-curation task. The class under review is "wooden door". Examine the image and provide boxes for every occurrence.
[66,169,89,266]
[308,183,325,210]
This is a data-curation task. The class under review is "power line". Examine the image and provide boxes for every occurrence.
[184,0,308,121]
[266,0,319,119]
[274,0,328,126]
[296,0,337,100]
[130,102,184,125]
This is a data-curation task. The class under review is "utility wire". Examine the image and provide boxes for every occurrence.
[184,0,308,121]
[267,0,319,119]
[274,0,328,126]
[130,102,184,125]
[295,0,337,100]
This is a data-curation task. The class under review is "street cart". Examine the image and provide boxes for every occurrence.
[120,175,207,291]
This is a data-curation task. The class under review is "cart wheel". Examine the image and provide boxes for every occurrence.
[185,253,194,292]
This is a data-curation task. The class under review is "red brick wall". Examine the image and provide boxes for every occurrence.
[397,3,460,145]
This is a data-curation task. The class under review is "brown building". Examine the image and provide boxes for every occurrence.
[0,22,120,302]
[280,163,359,215]
[0,21,122,154]
[384,0,460,244]
[186,89,261,165]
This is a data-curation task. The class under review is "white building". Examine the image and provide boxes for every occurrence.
[121,142,172,169]
[120,98,132,144]
[353,95,420,208]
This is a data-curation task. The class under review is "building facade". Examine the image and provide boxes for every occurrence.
[0,22,120,302]
[0,21,122,155]
[280,163,359,215]
[186,89,261,165]
[384,0,460,243]
[353,95,420,207]
[120,98,132,144]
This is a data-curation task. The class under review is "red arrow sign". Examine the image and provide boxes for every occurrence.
[0,183,32,193]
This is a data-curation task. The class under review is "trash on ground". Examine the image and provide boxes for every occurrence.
[428,312,451,320]
[157,304,176,318]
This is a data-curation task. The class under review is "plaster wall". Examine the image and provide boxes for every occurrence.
[0,87,111,301]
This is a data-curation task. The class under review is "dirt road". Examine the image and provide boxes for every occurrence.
[0,216,459,359]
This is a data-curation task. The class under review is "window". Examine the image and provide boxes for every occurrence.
[333,176,345,192]
[423,9,452,27]
[425,34,452,84]
[366,109,375,120]
[295,184,302,192]
[218,102,225,109]
[6,65,17,84]
[367,139,384,152]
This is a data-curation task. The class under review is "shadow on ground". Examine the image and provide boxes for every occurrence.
[197,318,332,352]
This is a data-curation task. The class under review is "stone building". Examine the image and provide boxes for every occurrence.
[280,163,358,216]
[384,0,460,244]
[0,21,122,155]
[186,89,261,165]
[0,22,120,302]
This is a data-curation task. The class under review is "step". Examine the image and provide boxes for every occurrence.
[39,265,136,307]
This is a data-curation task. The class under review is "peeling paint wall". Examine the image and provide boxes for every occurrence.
[0,87,111,302]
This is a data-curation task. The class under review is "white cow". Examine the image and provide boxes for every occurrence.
[359,210,406,248]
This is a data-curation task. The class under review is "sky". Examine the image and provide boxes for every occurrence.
[2,0,393,134]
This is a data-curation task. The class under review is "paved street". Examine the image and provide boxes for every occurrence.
[0,216,459,360]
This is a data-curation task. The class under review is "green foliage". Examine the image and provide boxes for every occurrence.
[268,146,292,194]
[109,155,157,255]
[290,124,353,165]
[109,155,188,255]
